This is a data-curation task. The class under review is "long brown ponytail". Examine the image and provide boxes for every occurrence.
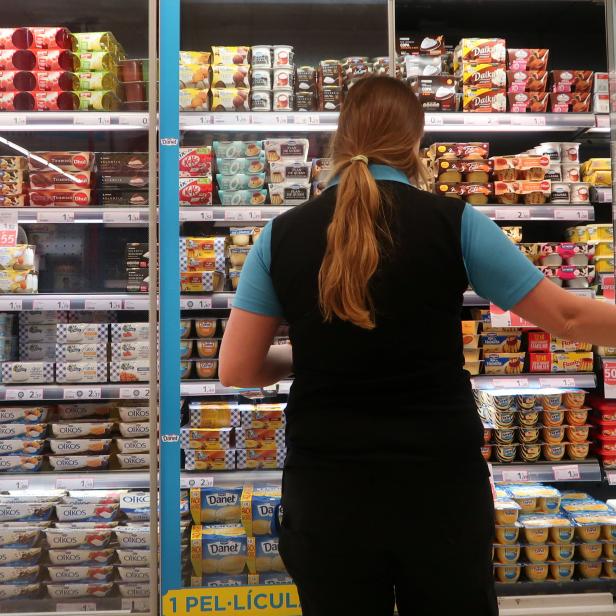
[318,75,427,330]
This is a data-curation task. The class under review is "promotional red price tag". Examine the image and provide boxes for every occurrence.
[604,360,616,399]
[489,303,535,328]
[602,275,615,302]
[0,227,17,247]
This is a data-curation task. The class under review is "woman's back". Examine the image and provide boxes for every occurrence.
[268,175,483,467]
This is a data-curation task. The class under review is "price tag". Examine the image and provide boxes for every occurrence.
[119,387,150,399]
[84,299,123,310]
[604,360,616,399]
[103,211,143,224]
[224,209,261,221]
[554,208,590,221]
[0,478,29,490]
[510,115,547,127]
[490,303,536,328]
[501,469,530,482]
[227,297,234,309]
[553,464,581,481]
[179,209,213,222]
[119,114,149,128]
[180,476,214,488]
[0,210,17,226]
[182,114,211,126]
[37,211,74,223]
[539,377,576,388]
[32,299,70,311]
[607,471,616,486]
[425,114,445,126]
[0,299,22,311]
[64,387,102,400]
[495,208,531,220]
[73,114,111,126]
[123,298,149,310]
[57,604,96,613]
[492,378,530,388]
[602,275,615,302]
[55,478,94,490]
[463,115,500,125]
[6,388,43,401]
[9,114,26,126]
[201,383,216,394]
[0,226,17,247]
[294,114,320,125]
[180,297,212,310]
[596,114,610,129]
[33,299,71,311]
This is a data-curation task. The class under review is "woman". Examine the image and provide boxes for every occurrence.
[220,75,616,616]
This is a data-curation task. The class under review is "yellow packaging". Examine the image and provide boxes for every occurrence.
[179,88,209,112]
[587,224,613,241]
[565,226,590,242]
[464,360,481,375]
[464,348,481,362]
[180,51,212,66]
[211,46,250,66]
[74,32,120,54]
[583,170,611,186]
[190,524,253,577]
[462,334,480,349]
[211,88,250,112]
[594,256,614,273]
[180,64,210,90]
[461,320,481,335]
[580,158,611,175]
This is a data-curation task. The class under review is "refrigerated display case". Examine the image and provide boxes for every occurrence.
[0,1,159,615]
[158,1,616,615]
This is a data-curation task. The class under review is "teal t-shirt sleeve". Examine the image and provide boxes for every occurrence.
[232,221,284,317]
[461,204,544,310]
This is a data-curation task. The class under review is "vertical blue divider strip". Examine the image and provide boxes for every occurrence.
[159,0,182,594]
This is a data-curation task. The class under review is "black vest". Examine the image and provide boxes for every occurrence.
[270,182,487,473]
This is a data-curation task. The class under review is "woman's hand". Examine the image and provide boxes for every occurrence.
[219,307,292,388]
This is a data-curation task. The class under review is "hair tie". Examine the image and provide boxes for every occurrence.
[350,154,368,164]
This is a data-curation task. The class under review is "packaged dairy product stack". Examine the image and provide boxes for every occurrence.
[210,46,250,112]
[213,140,267,207]
[317,59,343,112]
[294,64,317,112]
[109,322,151,382]
[0,155,28,207]
[589,395,616,469]
[428,141,492,205]
[506,49,550,113]
[0,26,80,112]
[189,485,285,582]
[549,69,593,113]
[311,158,332,198]
[27,151,95,208]
[179,50,210,112]
[265,139,310,207]
[179,236,226,296]
[454,38,507,112]
[74,31,126,112]
[593,72,609,113]
[251,45,294,112]
[96,152,150,207]
[476,388,591,463]
[125,243,150,293]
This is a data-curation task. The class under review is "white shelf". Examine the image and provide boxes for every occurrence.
[180,112,598,132]
[181,470,282,486]
[0,384,150,401]
[471,373,597,389]
[0,294,150,311]
[0,470,150,491]
[0,111,149,131]
[477,205,595,222]
[10,208,149,225]
[180,380,277,399]
[180,206,293,222]
[491,459,602,483]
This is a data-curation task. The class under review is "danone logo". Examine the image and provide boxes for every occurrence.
[261,540,279,554]
[257,504,274,517]
[208,541,241,555]
[206,494,238,506]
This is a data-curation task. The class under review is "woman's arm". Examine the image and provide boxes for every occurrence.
[462,204,616,347]
[219,222,292,388]
[219,308,291,387]
[513,278,616,347]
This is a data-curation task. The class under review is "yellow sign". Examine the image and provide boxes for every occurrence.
[163,585,301,616]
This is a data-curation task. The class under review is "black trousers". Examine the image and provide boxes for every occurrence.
[279,464,498,616]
